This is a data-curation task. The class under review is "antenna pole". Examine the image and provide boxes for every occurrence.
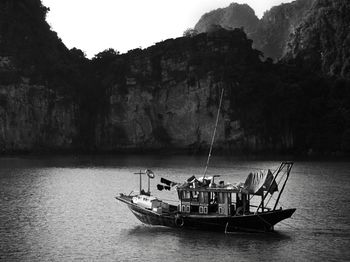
[203,88,224,179]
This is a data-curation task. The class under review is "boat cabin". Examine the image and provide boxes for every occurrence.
[176,167,284,217]
[177,186,250,216]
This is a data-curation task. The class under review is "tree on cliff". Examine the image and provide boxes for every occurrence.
[183,28,198,37]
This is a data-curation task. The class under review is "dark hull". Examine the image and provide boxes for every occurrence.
[116,195,296,233]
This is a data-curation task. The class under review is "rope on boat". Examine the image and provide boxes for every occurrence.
[203,88,225,179]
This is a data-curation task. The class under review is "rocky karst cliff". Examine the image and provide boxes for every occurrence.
[0,76,77,152]
[1,0,350,154]
[284,0,350,78]
[255,0,315,59]
[194,0,315,60]
[195,3,259,35]
[91,30,269,152]
[0,0,78,152]
[62,29,350,154]
[194,0,350,79]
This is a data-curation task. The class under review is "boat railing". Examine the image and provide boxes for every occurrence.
[249,204,271,211]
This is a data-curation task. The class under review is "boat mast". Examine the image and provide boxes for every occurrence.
[203,88,225,179]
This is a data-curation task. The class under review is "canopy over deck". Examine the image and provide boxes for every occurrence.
[176,169,278,195]
[244,169,278,195]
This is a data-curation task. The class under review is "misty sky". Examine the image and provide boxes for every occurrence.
[41,0,294,58]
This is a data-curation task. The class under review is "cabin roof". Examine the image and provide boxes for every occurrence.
[176,169,278,195]
[177,186,248,194]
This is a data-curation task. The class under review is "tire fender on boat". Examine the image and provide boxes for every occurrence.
[175,215,184,227]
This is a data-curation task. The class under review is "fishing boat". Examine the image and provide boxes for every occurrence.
[115,89,296,232]
[116,162,296,233]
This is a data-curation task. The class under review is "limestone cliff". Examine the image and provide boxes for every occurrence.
[1,0,349,154]
[194,1,315,60]
[93,30,264,152]
[256,0,315,59]
[0,0,78,152]
[195,3,259,35]
[194,0,350,79]
[284,0,350,78]
[0,57,78,152]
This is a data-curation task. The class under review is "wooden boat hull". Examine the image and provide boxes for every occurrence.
[116,194,296,233]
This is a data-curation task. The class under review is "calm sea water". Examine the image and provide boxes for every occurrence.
[0,155,349,261]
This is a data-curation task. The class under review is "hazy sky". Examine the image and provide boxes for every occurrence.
[42,0,294,58]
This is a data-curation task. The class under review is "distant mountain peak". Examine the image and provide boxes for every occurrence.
[194,0,315,60]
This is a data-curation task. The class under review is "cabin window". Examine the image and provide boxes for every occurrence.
[186,205,190,213]
[182,205,185,212]
[203,206,208,214]
[182,191,191,200]
[192,191,199,201]
[199,192,209,203]
[231,193,236,205]
[236,193,243,209]
[219,207,223,214]
[210,193,218,204]
[199,206,203,214]
[218,192,226,204]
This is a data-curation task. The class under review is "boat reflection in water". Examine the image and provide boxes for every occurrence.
[116,162,296,233]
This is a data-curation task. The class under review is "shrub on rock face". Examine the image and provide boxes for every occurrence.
[183,28,198,37]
